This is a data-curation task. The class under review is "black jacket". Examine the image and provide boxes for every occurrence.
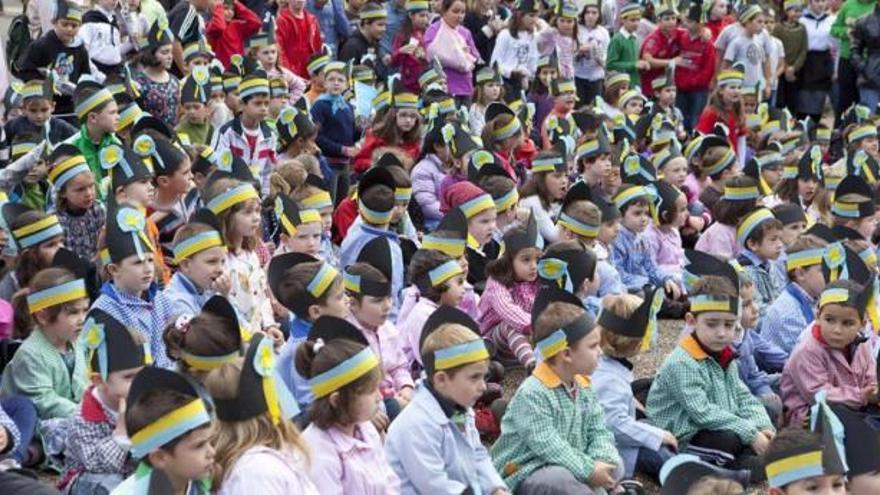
[14,31,92,117]
[852,6,880,89]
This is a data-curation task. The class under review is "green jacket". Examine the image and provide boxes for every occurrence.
[832,0,876,59]
[606,31,641,87]
[0,329,86,420]
[69,125,122,200]
[491,363,621,490]
[646,334,774,446]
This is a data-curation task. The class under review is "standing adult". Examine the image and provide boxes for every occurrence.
[851,0,880,109]
[831,0,875,122]
[424,0,479,106]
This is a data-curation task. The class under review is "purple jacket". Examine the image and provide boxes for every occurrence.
[412,154,448,231]
[424,20,479,97]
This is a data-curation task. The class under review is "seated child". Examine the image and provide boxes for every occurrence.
[825,403,880,495]
[297,316,400,492]
[735,207,786,317]
[647,275,774,481]
[762,234,829,357]
[771,202,807,270]
[694,175,759,260]
[3,78,77,149]
[417,207,480,320]
[343,238,415,418]
[781,278,879,427]
[593,289,677,479]
[0,203,65,303]
[764,427,846,495]
[385,318,506,493]
[274,193,323,258]
[63,309,150,494]
[492,285,622,493]
[477,214,544,368]
[175,68,215,146]
[829,175,876,242]
[205,334,318,493]
[114,367,215,494]
[537,241,599,311]
[645,181,687,277]
[398,248,467,366]
[163,212,229,318]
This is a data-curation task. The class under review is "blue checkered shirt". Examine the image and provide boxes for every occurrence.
[738,250,786,319]
[761,282,815,357]
[612,226,672,291]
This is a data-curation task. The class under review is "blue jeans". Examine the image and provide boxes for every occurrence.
[860,87,880,112]
[635,445,675,479]
[676,90,709,133]
[69,472,124,495]
[0,396,36,464]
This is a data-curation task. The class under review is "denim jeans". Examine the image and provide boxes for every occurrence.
[0,396,37,464]
[69,472,124,495]
[635,445,675,479]
[676,90,709,133]
[860,87,880,113]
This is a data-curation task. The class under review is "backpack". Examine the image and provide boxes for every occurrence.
[5,14,32,73]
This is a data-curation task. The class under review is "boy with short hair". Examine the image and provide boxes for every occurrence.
[2,78,77,152]
[66,80,121,193]
[736,207,786,317]
[829,175,877,241]
[163,214,229,318]
[175,68,215,146]
[492,286,622,493]
[339,2,389,78]
[310,61,359,202]
[764,427,846,495]
[724,4,771,96]
[78,0,124,77]
[606,2,650,88]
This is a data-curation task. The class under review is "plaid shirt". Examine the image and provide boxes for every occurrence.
[64,386,133,478]
[737,250,786,318]
[491,363,621,490]
[612,225,672,291]
[646,334,774,446]
[0,404,20,458]
[761,282,815,357]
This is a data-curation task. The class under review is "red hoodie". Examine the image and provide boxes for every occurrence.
[675,29,717,92]
[352,130,422,173]
[276,7,323,78]
[205,1,261,69]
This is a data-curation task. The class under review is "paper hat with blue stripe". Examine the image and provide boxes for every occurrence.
[683,249,740,295]
[532,285,595,360]
[9,135,40,162]
[20,77,55,102]
[74,79,114,121]
[344,237,393,297]
[173,209,226,264]
[846,149,879,186]
[476,63,503,85]
[415,256,464,294]
[214,332,300,425]
[826,396,880,477]
[275,193,321,237]
[304,316,380,398]
[180,66,211,105]
[422,207,469,258]
[54,0,83,22]
[47,145,91,192]
[538,249,596,295]
[1,203,64,251]
[598,285,663,351]
[277,106,317,148]
[660,454,750,495]
[106,203,155,264]
[246,13,276,49]
[238,70,270,101]
[126,367,212,459]
[268,253,340,319]
[140,18,172,52]
[500,211,543,256]
[357,166,396,224]
[420,305,487,372]
[620,147,657,186]
[179,295,249,371]
[487,102,522,141]
[101,144,154,192]
[300,174,334,211]
[832,175,875,219]
[81,308,152,380]
[736,208,776,247]
[406,0,430,11]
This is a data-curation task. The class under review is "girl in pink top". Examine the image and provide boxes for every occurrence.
[477,219,543,368]
[645,182,687,276]
[296,318,401,495]
[780,280,879,427]
[693,176,760,260]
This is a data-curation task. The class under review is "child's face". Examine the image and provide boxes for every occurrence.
[623,98,643,116]
[231,198,262,240]
[545,171,569,201]
[482,82,502,103]
[689,311,738,352]
[183,102,209,125]
[23,98,54,126]
[111,253,156,293]
[225,91,241,113]
[468,208,498,246]
[223,4,235,20]
[582,7,599,27]
[818,304,864,349]
[350,386,382,424]
[90,101,120,134]
[351,294,392,328]
[121,178,155,206]
[810,0,829,13]
[38,236,65,266]
[850,471,880,495]
[163,158,194,196]
[775,475,846,495]
[556,17,575,35]
[762,164,783,189]
[99,366,143,410]
[739,284,759,330]
[855,215,879,241]
[860,136,879,156]
[512,247,541,283]
[556,92,576,112]
[38,298,89,341]
[54,19,81,45]
[433,359,489,408]
[187,57,209,72]
[62,171,97,210]
[439,274,466,307]
[598,219,620,245]
[282,222,322,258]
[257,45,278,67]
[155,44,174,70]
[780,221,807,247]
[744,15,766,36]
[319,283,351,319]
[396,109,420,132]
[289,0,305,11]
[568,329,601,376]
[324,71,348,96]
[742,94,758,116]
[750,227,784,261]
[412,11,430,29]
[765,17,776,31]
[657,86,676,106]
[241,94,270,123]
[785,7,802,22]
[391,201,409,224]
[671,194,689,228]
[661,157,688,188]
[364,19,388,42]
[318,206,333,233]
[585,154,612,183]
[622,203,651,233]
[157,425,216,486]
[24,159,48,185]
[796,264,826,298]
[721,84,742,106]
[798,177,818,203]
[622,15,640,32]
[538,68,557,89]
[181,246,226,291]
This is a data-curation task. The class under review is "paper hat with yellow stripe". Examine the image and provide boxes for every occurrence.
[173,209,226,264]
[414,256,464,294]
[717,65,744,87]
[126,367,212,459]
[419,305,488,373]
[736,208,776,247]
[213,333,300,426]
[533,285,595,360]
[179,295,248,371]
[239,71,270,101]
[422,207,469,258]
[300,174,333,210]
[1,203,64,251]
[832,175,875,219]
[845,149,879,186]
[683,249,741,295]
[619,2,643,19]
[206,181,260,215]
[81,308,152,380]
[357,166,396,224]
[268,253,340,319]
[303,316,380,398]
[598,286,663,352]
[74,78,115,121]
[344,236,393,297]
[406,0,429,11]
[274,193,321,237]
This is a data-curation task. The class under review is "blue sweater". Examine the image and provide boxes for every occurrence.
[310,96,358,160]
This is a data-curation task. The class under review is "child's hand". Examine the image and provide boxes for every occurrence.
[264,325,284,348]
[661,431,678,451]
[114,398,128,438]
[636,60,650,71]
[687,215,706,232]
[211,274,231,296]
[750,431,771,455]
[664,279,681,300]
[0,424,7,453]
[399,44,418,55]
[372,410,390,432]
[588,461,617,489]
[862,385,879,405]
[397,386,414,405]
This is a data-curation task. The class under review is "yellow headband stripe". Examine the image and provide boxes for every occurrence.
[129,399,210,458]
[310,347,380,398]
[207,184,259,214]
[27,279,87,313]
[434,339,489,370]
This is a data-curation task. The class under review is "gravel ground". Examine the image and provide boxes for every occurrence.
[500,319,770,495]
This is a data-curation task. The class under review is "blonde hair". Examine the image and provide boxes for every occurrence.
[532,301,586,360]
[686,477,745,495]
[204,360,310,491]
[562,200,601,237]
[422,323,485,377]
[599,294,643,357]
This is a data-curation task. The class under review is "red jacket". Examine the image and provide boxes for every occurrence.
[276,7,323,79]
[331,196,358,245]
[353,130,422,173]
[638,27,684,96]
[206,1,261,69]
[696,106,744,153]
[675,30,716,92]
[391,28,427,94]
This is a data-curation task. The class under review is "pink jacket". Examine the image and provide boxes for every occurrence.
[693,222,739,260]
[347,316,414,394]
[780,325,877,426]
[398,297,439,366]
[477,278,539,336]
[399,285,479,329]
[217,446,317,494]
[645,224,684,275]
[301,422,400,495]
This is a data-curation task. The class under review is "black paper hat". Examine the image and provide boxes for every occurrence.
[132,133,186,177]
[598,286,664,347]
[501,211,543,255]
[772,202,807,227]
[833,405,880,476]
[376,152,405,170]
[660,454,748,495]
[572,110,602,135]
[537,249,596,294]
[485,101,516,123]
[654,181,682,225]
[268,252,339,318]
[274,193,321,237]
[531,284,595,359]
[206,149,258,189]
[422,207,469,258]
[106,202,155,264]
[687,0,706,22]
[213,333,299,424]
[532,283,584,327]
[441,121,480,160]
[344,237,393,297]
[576,126,612,161]
[832,175,875,219]
[419,305,482,369]
[683,249,739,294]
[100,144,154,192]
[303,317,382,399]
[52,247,100,303]
[130,112,175,142]
[620,148,657,186]
[196,295,247,355]
[9,133,41,162]
[81,307,150,380]
[277,106,315,147]
[796,144,822,180]
[54,0,83,22]
[514,0,540,12]
[805,222,837,243]
[467,149,501,181]
[141,18,173,53]
[180,66,211,105]
[191,146,217,176]
[308,315,370,346]
[246,13,276,49]
[846,150,880,186]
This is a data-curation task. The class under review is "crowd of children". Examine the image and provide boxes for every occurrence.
[0,0,880,493]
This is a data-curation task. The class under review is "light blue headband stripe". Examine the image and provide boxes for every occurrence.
[129,410,211,458]
[172,231,223,260]
[307,263,338,297]
[239,83,270,100]
[429,260,462,286]
[75,89,113,118]
[52,163,91,191]
[434,339,486,362]
[535,329,567,358]
[308,347,377,390]
[26,279,86,308]
[18,223,65,249]
[768,464,825,489]
[558,212,600,236]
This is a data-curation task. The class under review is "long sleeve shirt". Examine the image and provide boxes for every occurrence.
[411,154,447,231]
[612,225,673,291]
[491,29,540,80]
[347,316,414,394]
[217,446,319,495]
[225,249,276,333]
[693,221,738,260]
[761,282,816,357]
[519,194,561,243]
[491,363,622,490]
[774,22,808,71]
[645,224,684,277]
[64,386,133,478]
[205,1,261,69]
[477,278,538,336]
[606,29,641,86]
[574,25,610,82]
[424,20,480,97]
[310,96,358,160]
[339,222,404,320]
[675,29,717,92]
[276,8,324,78]
[646,334,774,445]
[800,10,836,51]
[161,271,215,319]
[737,249,786,318]
[733,329,774,397]
[306,0,349,57]
[831,0,876,59]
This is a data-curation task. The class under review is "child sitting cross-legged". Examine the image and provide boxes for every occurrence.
[492,285,622,493]
[62,309,150,494]
[735,207,786,318]
[537,241,600,314]
[647,274,775,482]
[593,288,677,480]
[385,315,507,494]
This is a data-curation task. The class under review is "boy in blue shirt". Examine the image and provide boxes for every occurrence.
[735,207,786,317]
